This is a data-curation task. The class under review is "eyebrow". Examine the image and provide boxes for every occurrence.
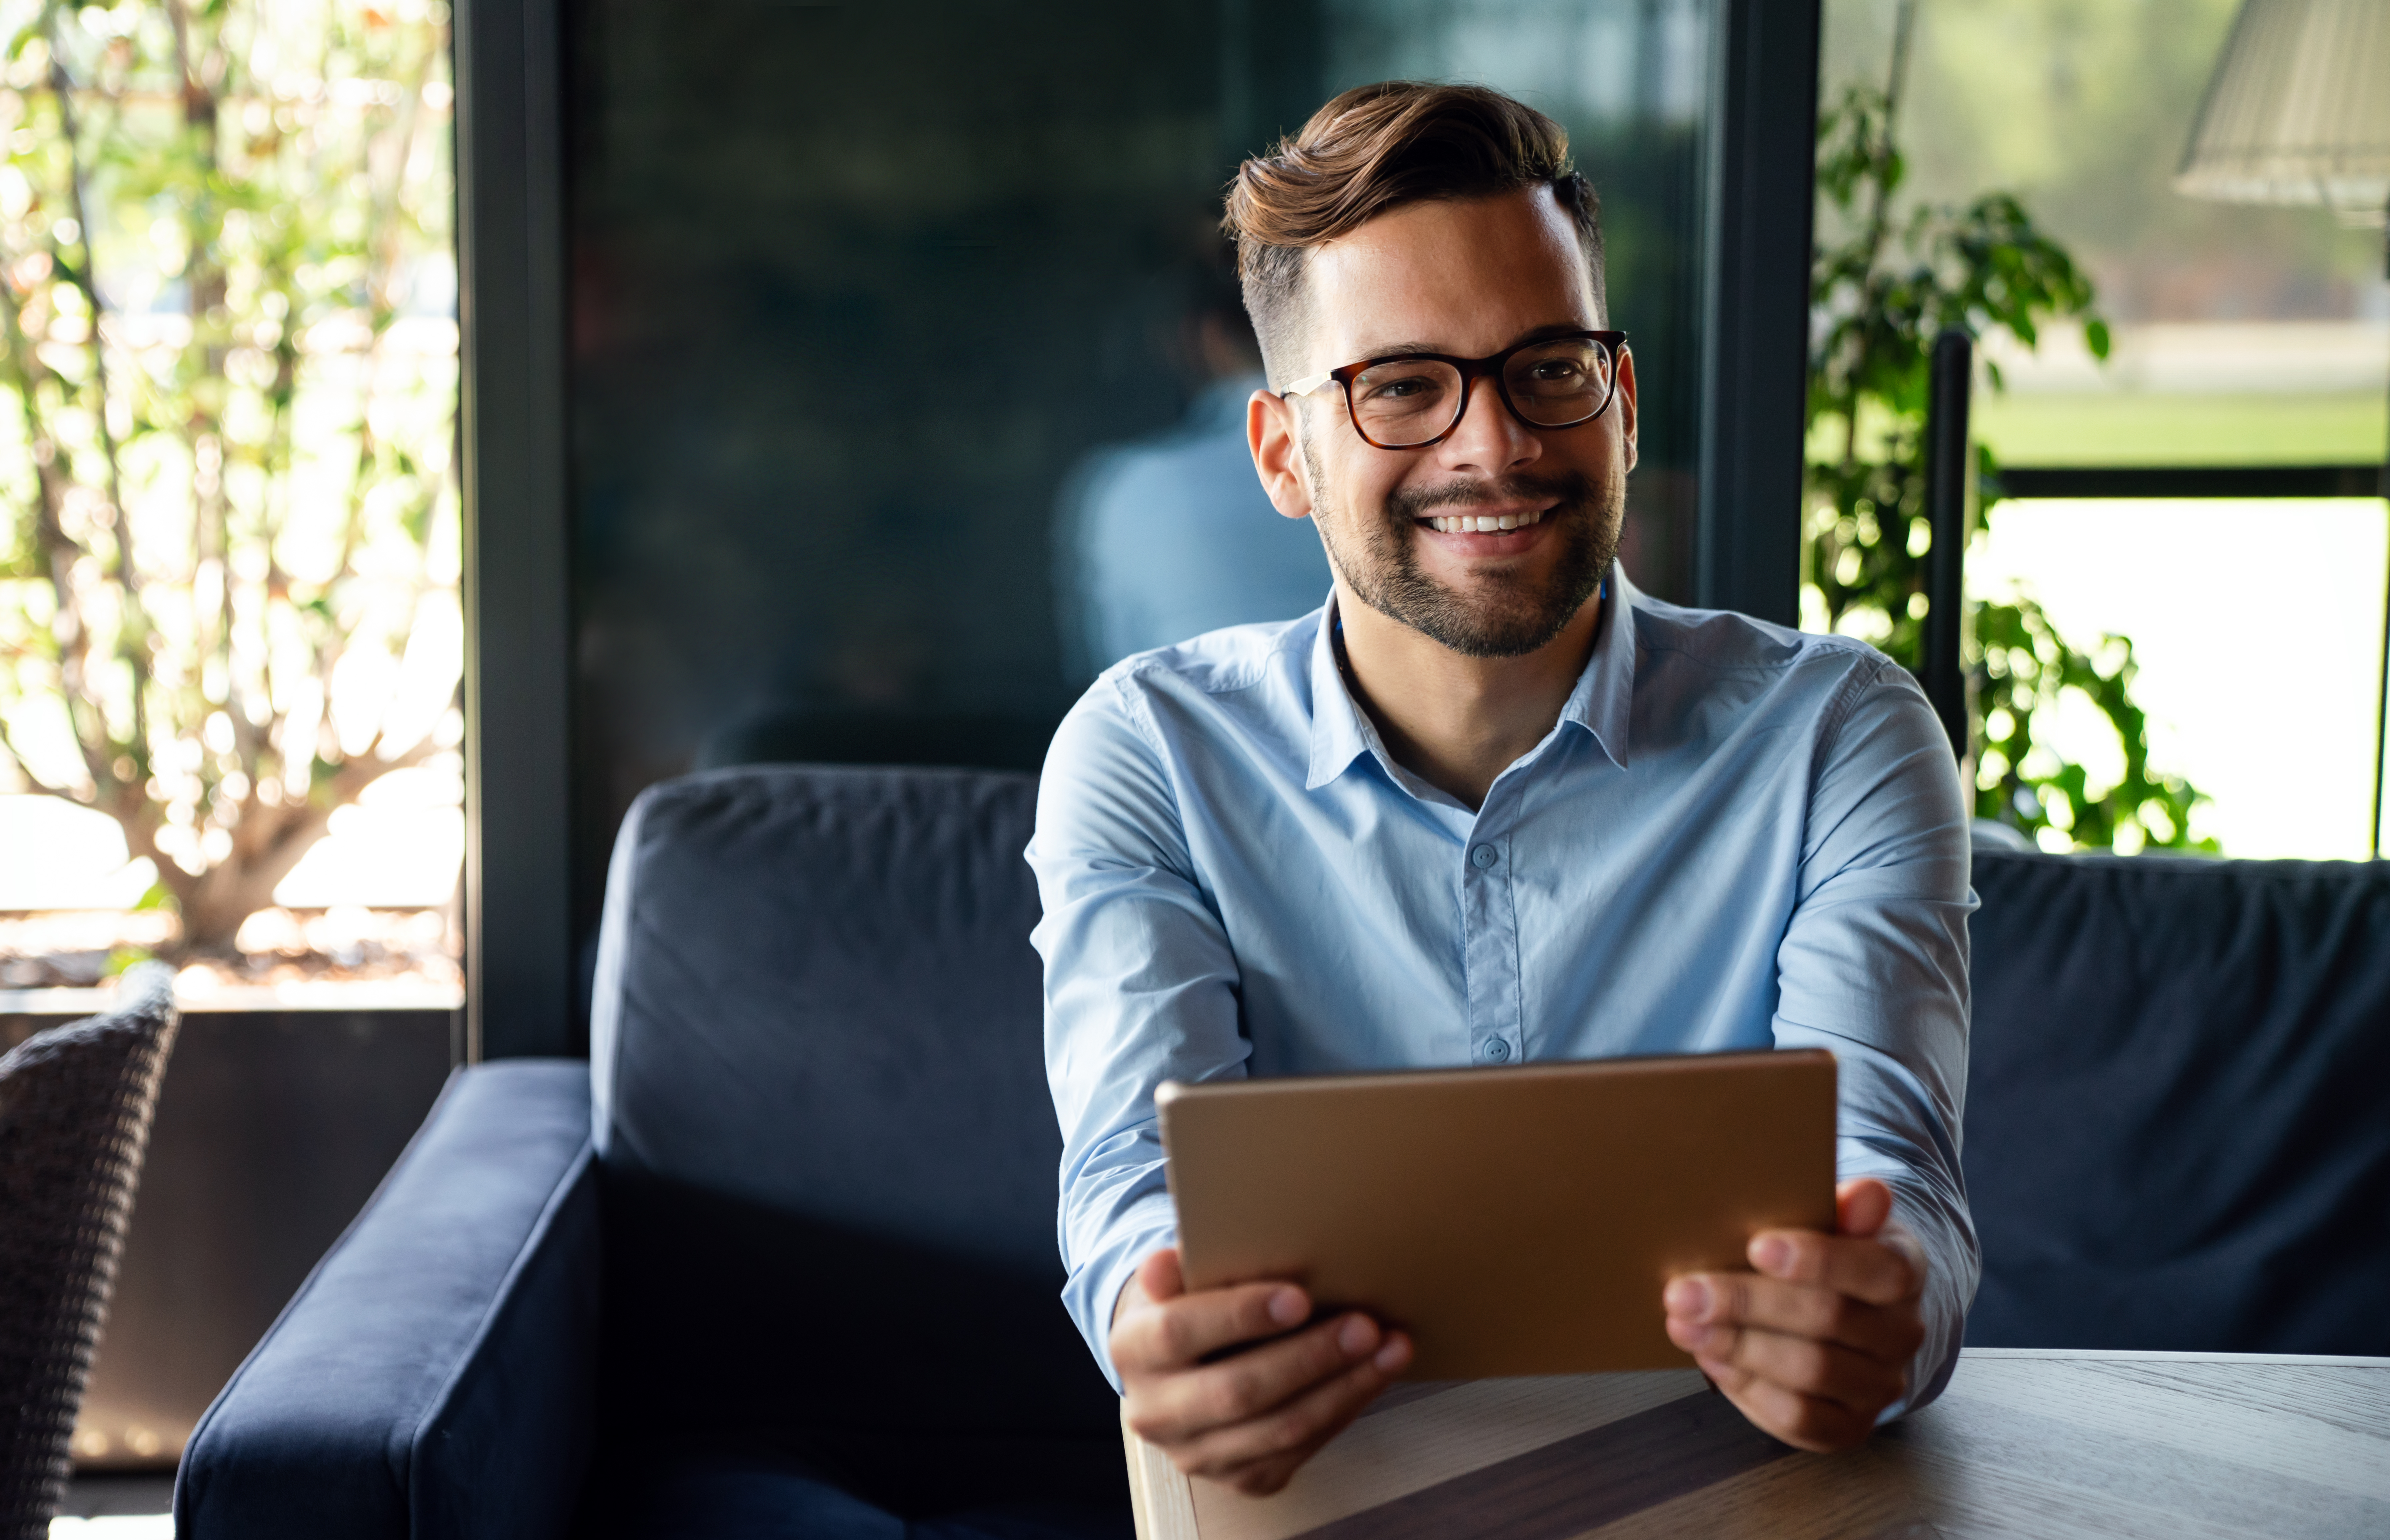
[1344,321,1597,361]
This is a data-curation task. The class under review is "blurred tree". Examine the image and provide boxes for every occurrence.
[0,0,459,952]
[1807,6,2212,853]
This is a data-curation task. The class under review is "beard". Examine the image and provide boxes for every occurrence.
[1303,436,1622,659]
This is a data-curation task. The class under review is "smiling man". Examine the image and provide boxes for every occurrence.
[1030,83,1975,1497]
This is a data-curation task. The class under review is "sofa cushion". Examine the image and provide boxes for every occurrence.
[1965,850,2390,1353]
[587,766,1116,1445]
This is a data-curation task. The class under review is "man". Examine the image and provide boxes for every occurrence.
[1030,82,1974,1499]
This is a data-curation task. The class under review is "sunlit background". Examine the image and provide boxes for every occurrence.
[1820,0,2390,859]
[0,0,460,1004]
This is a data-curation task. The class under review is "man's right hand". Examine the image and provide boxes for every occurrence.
[1113,1246,1413,1497]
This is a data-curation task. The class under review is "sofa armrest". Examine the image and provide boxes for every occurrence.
[176,1060,598,1540]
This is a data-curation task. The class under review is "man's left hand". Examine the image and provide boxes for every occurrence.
[1662,1177,1927,1453]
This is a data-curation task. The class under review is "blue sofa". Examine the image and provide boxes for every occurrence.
[174,768,2390,1537]
[176,767,1126,1540]
[1963,849,2390,1354]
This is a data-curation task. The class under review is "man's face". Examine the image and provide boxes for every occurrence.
[1262,186,1637,658]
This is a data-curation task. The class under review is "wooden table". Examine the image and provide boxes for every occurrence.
[1124,1350,2390,1539]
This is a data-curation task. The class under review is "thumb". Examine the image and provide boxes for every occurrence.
[1138,1245,1187,1304]
[1836,1177,1894,1238]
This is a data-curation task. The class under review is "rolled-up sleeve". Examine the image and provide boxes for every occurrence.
[1771,660,1980,1419]
[1028,672,1253,1388]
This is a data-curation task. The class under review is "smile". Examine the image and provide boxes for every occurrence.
[1421,507,1548,534]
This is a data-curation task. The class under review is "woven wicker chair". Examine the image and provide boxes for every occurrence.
[0,963,180,1540]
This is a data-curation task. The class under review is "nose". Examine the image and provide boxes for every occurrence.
[1435,369,1540,475]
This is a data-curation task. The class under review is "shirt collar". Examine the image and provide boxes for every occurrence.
[1306,595,1379,790]
[1564,562,1636,771]
[1305,561,1637,792]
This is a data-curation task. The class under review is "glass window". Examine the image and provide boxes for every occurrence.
[1826,0,2387,471]
[564,0,1719,936]
[0,0,462,1478]
[1816,0,2390,857]
[0,2,462,996]
[1971,498,2386,857]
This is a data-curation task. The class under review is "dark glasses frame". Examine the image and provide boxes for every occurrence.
[1278,328,1629,449]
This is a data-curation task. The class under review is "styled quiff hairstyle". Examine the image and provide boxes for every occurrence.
[1222,82,1605,388]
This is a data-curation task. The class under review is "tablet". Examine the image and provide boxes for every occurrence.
[1155,1048,1836,1379]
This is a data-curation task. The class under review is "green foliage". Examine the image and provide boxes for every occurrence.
[0,0,460,951]
[1971,599,2211,853]
[1807,75,2210,854]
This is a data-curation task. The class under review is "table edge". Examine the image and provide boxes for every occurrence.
[1960,1347,2390,1368]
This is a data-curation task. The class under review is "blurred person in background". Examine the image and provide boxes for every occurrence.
[1056,253,1333,675]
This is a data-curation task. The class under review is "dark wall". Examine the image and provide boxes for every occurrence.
[563,0,1717,959]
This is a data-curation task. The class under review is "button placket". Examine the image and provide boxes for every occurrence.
[1460,807,1523,1068]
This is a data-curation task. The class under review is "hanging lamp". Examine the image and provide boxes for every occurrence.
[2176,0,2390,228]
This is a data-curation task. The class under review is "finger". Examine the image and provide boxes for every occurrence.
[1132,1311,1388,1443]
[1211,1448,1311,1500]
[1669,1318,1904,1414]
[1180,1337,1410,1489]
[1664,1272,1924,1363]
[1111,1248,1184,1334]
[1694,1352,1874,1454]
[1116,1278,1312,1375]
[1836,1178,1894,1238]
[1197,1419,1349,1501]
[1172,1333,1413,1486]
[1744,1229,1921,1306]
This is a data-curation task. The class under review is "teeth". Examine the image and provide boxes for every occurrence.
[1425,509,1547,534]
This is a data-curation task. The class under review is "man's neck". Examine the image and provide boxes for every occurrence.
[1335,585,1602,812]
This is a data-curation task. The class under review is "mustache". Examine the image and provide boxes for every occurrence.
[1384,470,1597,521]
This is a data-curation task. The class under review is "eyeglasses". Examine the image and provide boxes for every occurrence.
[1278,329,1627,449]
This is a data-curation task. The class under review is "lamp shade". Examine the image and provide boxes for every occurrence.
[2176,0,2390,225]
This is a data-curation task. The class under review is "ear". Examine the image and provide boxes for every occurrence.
[1248,389,1315,521]
[1614,347,1640,476]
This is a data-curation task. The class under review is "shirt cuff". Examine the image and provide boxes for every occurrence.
[1872,1198,1975,1423]
[1063,1190,1178,1393]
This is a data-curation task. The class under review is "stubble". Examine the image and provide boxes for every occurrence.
[1301,432,1621,658]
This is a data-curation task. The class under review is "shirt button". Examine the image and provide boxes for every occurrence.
[1470,844,1499,869]
[1481,1038,1511,1063]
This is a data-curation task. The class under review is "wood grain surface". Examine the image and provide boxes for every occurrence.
[1121,1350,2390,1539]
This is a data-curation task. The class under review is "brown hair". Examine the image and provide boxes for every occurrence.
[1222,82,1604,387]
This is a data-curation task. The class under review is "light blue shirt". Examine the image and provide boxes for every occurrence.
[1057,374,1335,676]
[1028,567,1979,1415]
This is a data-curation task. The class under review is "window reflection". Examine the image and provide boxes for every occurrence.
[1055,249,1331,677]
[565,0,1717,947]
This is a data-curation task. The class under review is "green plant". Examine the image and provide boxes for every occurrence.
[1807,26,2210,854]
[0,0,460,952]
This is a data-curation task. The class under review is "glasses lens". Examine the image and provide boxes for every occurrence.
[1503,338,1614,427]
[1347,358,1466,447]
